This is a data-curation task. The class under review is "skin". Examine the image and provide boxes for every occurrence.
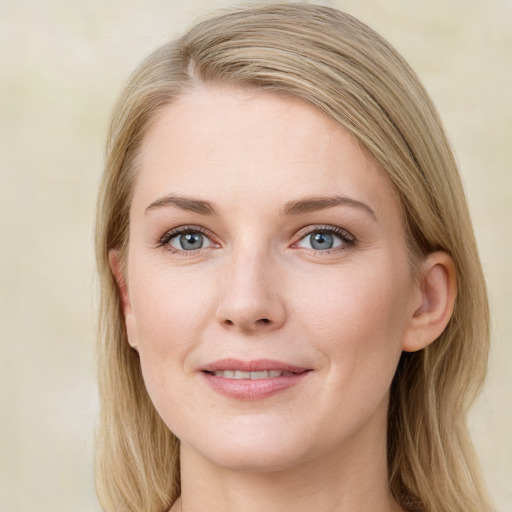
[111,85,456,512]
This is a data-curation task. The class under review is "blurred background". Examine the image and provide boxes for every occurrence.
[0,1,510,510]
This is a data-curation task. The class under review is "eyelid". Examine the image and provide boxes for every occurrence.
[155,224,356,255]
[292,225,356,252]
[156,225,220,254]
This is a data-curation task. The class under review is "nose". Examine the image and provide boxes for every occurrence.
[215,247,287,334]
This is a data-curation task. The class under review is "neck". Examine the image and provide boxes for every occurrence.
[174,411,401,512]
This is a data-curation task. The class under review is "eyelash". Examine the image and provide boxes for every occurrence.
[155,225,356,255]
[155,225,217,254]
[293,225,356,254]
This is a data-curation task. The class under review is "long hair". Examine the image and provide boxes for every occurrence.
[95,4,492,511]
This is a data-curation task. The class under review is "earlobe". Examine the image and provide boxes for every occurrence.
[402,251,457,352]
[109,250,139,350]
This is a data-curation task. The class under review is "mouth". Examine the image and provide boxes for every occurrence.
[200,359,312,399]
[205,369,297,379]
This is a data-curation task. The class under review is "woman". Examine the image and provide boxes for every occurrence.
[95,3,492,511]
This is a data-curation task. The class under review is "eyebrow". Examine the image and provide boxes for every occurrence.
[145,194,218,215]
[281,195,377,220]
[145,193,376,220]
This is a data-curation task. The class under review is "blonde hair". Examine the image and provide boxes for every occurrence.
[95,4,492,511]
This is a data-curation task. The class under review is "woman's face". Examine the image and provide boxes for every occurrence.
[120,86,422,472]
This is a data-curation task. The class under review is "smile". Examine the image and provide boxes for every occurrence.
[207,370,295,379]
[200,359,311,399]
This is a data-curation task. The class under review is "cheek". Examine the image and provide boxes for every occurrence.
[299,263,409,339]
[295,263,410,383]
[128,267,216,427]
[128,264,217,375]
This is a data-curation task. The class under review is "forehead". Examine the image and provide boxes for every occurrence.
[131,85,400,221]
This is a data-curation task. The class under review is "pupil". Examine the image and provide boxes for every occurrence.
[311,232,333,250]
[180,233,203,250]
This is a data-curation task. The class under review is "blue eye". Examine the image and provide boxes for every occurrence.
[309,232,336,250]
[172,232,204,250]
[296,227,353,251]
[159,227,217,252]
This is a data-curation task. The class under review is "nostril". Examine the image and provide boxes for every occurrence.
[220,317,274,329]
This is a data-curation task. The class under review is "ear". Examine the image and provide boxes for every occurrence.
[402,251,457,352]
[109,249,139,350]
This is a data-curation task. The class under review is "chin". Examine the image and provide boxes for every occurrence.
[198,443,310,473]
[179,419,317,473]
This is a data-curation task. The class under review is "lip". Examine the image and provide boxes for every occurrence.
[200,358,312,400]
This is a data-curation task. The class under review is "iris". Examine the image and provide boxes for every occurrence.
[180,233,203,250]
[310,232,334,250]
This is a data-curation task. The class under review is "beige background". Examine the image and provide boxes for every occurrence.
[0,1,510,511]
